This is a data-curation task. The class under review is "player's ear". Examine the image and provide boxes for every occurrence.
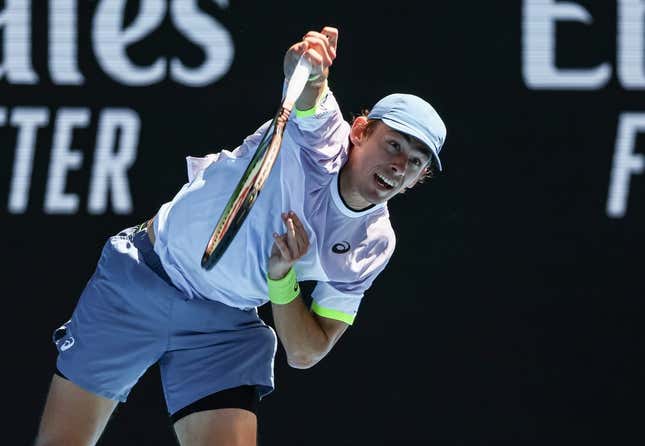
[350,116,368,146]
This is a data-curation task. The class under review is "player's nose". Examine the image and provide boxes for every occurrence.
[389,151,408,173]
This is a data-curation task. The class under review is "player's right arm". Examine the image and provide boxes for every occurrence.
[282,27,350,174]
[284,27,338,111]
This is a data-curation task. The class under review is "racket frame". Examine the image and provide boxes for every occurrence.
[200,56,312,270]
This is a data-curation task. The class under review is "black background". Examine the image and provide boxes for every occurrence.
[2,1,643,444]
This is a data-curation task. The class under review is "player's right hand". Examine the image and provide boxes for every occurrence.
[284,26,338,84]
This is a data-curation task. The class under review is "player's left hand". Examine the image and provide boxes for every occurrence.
[268,211,310,280]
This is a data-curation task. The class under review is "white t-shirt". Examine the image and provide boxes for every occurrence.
[153,88,395,324]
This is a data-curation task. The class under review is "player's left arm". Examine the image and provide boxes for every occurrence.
[268,210,348,369]
[271,292,349,370]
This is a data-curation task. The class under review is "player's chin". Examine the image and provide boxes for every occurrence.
[365,187,396,204]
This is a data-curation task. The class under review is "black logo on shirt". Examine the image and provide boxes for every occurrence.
[332,241,351,254]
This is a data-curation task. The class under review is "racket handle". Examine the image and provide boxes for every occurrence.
[284,55,313,107]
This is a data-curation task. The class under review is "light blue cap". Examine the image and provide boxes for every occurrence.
[368,94,446,171]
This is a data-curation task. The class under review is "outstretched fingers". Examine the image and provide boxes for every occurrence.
[288,211,310,255]
[273,211,310,262]
[285,215,298,259]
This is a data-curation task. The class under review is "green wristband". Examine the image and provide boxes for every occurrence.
[267,268,300,305]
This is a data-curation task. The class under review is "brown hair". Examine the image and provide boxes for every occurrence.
[351,110,437,182]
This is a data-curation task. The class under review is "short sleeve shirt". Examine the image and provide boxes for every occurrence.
[153,88,395,324]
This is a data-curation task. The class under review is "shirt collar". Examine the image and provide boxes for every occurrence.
[329,172,386,218]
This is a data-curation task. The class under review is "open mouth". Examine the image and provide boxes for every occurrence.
[374,172,395,190]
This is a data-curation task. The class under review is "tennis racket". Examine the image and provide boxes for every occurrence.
[201,56,313,270]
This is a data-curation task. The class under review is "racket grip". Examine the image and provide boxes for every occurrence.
[284,55,313,107]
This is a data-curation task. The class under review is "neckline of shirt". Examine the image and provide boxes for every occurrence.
[329,172,385,218]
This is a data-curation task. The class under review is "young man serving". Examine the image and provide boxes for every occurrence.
[35,26,447,446]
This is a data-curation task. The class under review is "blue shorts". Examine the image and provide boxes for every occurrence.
[53,226,277,415]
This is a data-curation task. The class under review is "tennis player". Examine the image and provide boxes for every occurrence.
[35,26,446,445]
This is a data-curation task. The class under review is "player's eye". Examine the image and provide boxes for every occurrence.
[387,140,401,152]
[410,158,422,167]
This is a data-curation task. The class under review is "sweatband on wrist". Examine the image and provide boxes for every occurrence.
[295,81,328,118]
[267,268,300,305]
